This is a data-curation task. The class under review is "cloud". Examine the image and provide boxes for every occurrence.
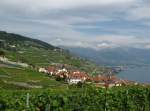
[0,0,150,50]
[144,45,150,49]
[127,6,150,21]
[50,34,150,50]
[97,43,118,49]
[0,0,135,10]
[125,0,150,26]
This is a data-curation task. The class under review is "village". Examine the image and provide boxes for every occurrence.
[39,64,138,88]
[0,55,139,88]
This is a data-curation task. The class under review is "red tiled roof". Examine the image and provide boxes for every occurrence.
[92,76,104,82]
[102,75,118,82]
[69,71,88,79]
[91,75,120,83]
[46,66,57,72]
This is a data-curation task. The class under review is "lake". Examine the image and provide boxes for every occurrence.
[118,66,150,83]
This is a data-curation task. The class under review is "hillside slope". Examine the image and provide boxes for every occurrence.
[0,67,67,90]
[0,31,109,75]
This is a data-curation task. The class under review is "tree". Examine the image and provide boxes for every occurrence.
[0,50,5,57]
[77,81,83,88]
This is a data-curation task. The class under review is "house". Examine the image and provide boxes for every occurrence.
[9,45,16,48]
[92,76,104,82]
[102,75,121,88]
[56,71,68,79]
[46,66,57,76]
[119,79,138,86]
[55,68,69,79]
[0,56,8,62]
[39,68,48,73]
[67,71,89,84]
[91,76,105,88]
[91,75,123,88]
[56,68,68,74]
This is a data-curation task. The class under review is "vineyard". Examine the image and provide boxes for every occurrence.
[0,85,150,111]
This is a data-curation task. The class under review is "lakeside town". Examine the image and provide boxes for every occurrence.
[0,53,146,88]
[0,55,140,88]
[38,64,139,88]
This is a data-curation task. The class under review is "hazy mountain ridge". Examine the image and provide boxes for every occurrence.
[62,46,150,66]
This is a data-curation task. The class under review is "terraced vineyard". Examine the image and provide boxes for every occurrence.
[0,67,67,90]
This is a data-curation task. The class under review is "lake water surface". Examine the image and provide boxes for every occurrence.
[118,66,150,83]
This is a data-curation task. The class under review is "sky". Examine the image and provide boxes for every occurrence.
[0,0,150,50]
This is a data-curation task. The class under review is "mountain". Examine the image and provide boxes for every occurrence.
[0,31,109,74]
[62,47,150,66]
[0,31,57,50]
